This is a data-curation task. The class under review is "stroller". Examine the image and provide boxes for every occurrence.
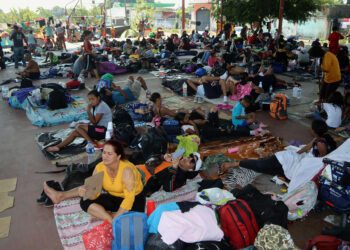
[318,158,350,237]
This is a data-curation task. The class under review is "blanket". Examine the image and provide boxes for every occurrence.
[284,138,350,193]
[54,176,201,249]
[199,135,285,161]
[25,97,88,127]
[54,197,103,250]
[35,128,87,161]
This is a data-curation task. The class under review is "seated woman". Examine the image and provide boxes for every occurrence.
[220,119,337,180]
[179,37,191,51]
[43,140,145,224]
[311,91,343,129]
[43,37,55,51]
[17,53,40,79]
[46,90,112,152]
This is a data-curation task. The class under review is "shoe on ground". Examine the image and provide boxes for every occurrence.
[44,197,54,207]
[36,190,48,204]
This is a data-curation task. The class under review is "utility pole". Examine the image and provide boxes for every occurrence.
[221,0,223,32]
[278,0,285,35]
[182,0,185,30]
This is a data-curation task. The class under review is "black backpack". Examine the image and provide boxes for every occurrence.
[20,78,33,88]
[112,106,134,128]
[139,127,168,159]
[47,89,68,110]
[61,157,101,191]
[113,123,136,146]
[211,63,226,77]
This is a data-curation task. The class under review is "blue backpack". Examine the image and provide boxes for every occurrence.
[111,212,149,250]
[195,67,206,77]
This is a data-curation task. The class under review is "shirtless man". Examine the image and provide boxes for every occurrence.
[17,53,40,79]
[138,21,145,40]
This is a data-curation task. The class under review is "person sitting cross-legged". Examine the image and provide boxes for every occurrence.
[43,140,146,224]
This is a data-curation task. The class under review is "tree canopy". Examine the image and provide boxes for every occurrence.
[215,0,338,24]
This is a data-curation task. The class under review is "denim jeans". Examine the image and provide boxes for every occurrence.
[13,47,25,68]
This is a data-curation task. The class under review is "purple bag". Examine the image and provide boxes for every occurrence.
[98,62,128,75]
[184,64,196,73]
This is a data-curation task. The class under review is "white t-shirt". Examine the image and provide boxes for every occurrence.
[220,71,228,81]
[322,103,342,128]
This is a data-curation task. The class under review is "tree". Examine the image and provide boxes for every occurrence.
[215,0,337,24]
[130,0,155,30]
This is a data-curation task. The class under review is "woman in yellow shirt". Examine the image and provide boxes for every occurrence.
[43,140,145,224]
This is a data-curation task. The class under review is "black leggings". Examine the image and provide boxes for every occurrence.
[240,155,285,177]
[80,190,146,213]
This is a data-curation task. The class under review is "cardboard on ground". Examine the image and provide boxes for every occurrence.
[83,172,104,201]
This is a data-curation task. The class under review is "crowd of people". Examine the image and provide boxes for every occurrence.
[1,18,350,249]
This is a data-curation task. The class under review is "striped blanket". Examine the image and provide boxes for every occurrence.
[54,176,201,249]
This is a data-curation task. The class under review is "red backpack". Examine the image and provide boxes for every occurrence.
[307,235,341,250]
[218,199,259,249]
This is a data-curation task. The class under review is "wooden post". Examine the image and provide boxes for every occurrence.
[182,0,185,30]
[221,0,223,31]
[278,0,285,35]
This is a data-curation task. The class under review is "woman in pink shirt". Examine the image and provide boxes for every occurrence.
[208,50,219,67]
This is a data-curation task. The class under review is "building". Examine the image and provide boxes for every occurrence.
[188,0,216,32]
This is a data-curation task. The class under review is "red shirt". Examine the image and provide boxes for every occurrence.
[83,40,92,54]
[328,31,344,55]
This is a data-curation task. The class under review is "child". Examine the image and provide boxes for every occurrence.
[232,95,255,128]
[313,91,343,129]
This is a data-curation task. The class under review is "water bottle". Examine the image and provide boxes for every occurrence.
[34,92,41,105]
[297,87,302,99]
[242,56,246,65]
[86,142,95,164]
[105,131,111,141]
[78,74,85,84]
[269,85,273,94]
[2,86,9,99]
[293,85,298,98]
[259,81,263,88]
[182,82,188,97]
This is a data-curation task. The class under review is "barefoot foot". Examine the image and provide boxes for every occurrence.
[43,182,62,204]
[45,146,60,152]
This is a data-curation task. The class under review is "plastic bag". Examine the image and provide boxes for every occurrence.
[83,219,113,250]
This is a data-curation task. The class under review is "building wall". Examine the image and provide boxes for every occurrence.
[191,3,216,31]
[270,18,329,39]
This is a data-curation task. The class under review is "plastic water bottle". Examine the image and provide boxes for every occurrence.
[105,131,111,141]
[269,85,273,94]
[297,87,302,99]
[2,86,9,99]
[182,82,188,97]
[259,81,263,88]
[86,142,95,164]
[293,85,299,98]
